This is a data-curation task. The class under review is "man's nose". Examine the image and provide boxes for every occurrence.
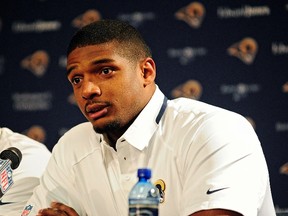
[81,81,101,100]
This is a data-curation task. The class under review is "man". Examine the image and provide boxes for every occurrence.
[23,20,276,216]
[0,127,51,216]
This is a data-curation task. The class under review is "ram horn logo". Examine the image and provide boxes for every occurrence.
[283,82,288,93]
[67,93,77,105]
[23,125,46,143]
[175,2,206,29]
[171,79,202,100]
[21,50,49,77]
[155,179,166,203]
[72,9,101,28]
[227,37,258,65]
[280,162,288,175]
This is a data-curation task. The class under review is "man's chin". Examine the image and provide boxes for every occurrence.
[93,126,106,134]
[92,121,121,134]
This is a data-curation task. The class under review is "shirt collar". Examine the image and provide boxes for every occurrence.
[118,86,166,151]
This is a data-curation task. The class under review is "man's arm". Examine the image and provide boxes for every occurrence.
[36,202,80,216]
[190,209,242,216]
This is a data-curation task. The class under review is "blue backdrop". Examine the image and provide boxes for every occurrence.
[0,0,287,212]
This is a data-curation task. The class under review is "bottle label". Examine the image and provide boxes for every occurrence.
[129,205,158,216]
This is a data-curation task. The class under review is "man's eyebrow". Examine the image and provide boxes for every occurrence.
[66,66,76,76]
[66,58,114,76]
[91,58,115,65]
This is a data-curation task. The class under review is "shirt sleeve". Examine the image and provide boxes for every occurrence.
[0,177,39,216]
[21,142,87,216]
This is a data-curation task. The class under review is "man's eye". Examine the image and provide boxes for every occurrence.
[71,77,81,85]
[101,68,113,75]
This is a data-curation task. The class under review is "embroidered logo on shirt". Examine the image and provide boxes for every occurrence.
[21,204,33,216]
[155,179,166,203]
[206,187,229,195]
[0,200,12,205]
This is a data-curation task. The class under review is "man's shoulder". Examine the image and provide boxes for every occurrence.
[168,97,243,117]
[59,122,95,142]
[53,122,101,165]
[67,122,93,133]
[164,97,248,131]
[56,122,99,150]
[166,97,221,118]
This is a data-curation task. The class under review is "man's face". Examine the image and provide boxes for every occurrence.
[66,42,155,136]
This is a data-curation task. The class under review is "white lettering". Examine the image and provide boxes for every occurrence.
[272,42,288,55]
[217,5,270,18]
[220,83,261,102]
[12,92,53,111]
[58,55,67,68]
[275,122,288,132]
[275,205,288,213]
[167,47,207,65]
[12,20,61,33]
[118,12,155,27]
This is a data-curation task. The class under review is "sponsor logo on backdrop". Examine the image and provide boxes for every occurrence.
[167,46,207,65]
[68,93,77,105]
[117,12,155,27]
[275,122,288,132]
[59,128,69,137]
[280,162,288,175]
[175,2,206,29]
[58,55,67,68]
[21,50,49,77]
[72,9,101,28]
[23,125,46,143]
[0,56,4,75]
[220,83,261,102]
[227,37,258,65]
[12,92,52,111]
[275,206,288,215]
[171,79,202,100]
[283,82,288,93]
[272,42,288,55]
[217,5,270,18]
[12,20,61,33]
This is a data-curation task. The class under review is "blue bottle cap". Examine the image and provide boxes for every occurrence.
[137,168,151,179]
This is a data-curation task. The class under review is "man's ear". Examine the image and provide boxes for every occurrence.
[141,57,156,87]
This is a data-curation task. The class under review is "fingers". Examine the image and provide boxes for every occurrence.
[37,202,79,216]
[37,207,68,216]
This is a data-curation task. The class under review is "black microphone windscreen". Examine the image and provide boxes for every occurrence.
[0,147,22,169]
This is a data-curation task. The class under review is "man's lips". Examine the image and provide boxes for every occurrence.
[85,103,109,120]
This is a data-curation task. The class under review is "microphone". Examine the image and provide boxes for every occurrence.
[0,147,22,198]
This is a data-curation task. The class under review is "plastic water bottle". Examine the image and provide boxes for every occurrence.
[128,168,160,216]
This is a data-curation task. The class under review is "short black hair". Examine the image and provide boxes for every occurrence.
[67,19,152,61]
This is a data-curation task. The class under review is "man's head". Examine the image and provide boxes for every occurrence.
[67,19,152,62]
[66,19,156,144]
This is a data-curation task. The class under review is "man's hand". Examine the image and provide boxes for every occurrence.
[36,202,79,216]
[190,209,242,216]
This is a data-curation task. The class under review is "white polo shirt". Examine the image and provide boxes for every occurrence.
[0,127,51,216]
[23,87,275,216]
